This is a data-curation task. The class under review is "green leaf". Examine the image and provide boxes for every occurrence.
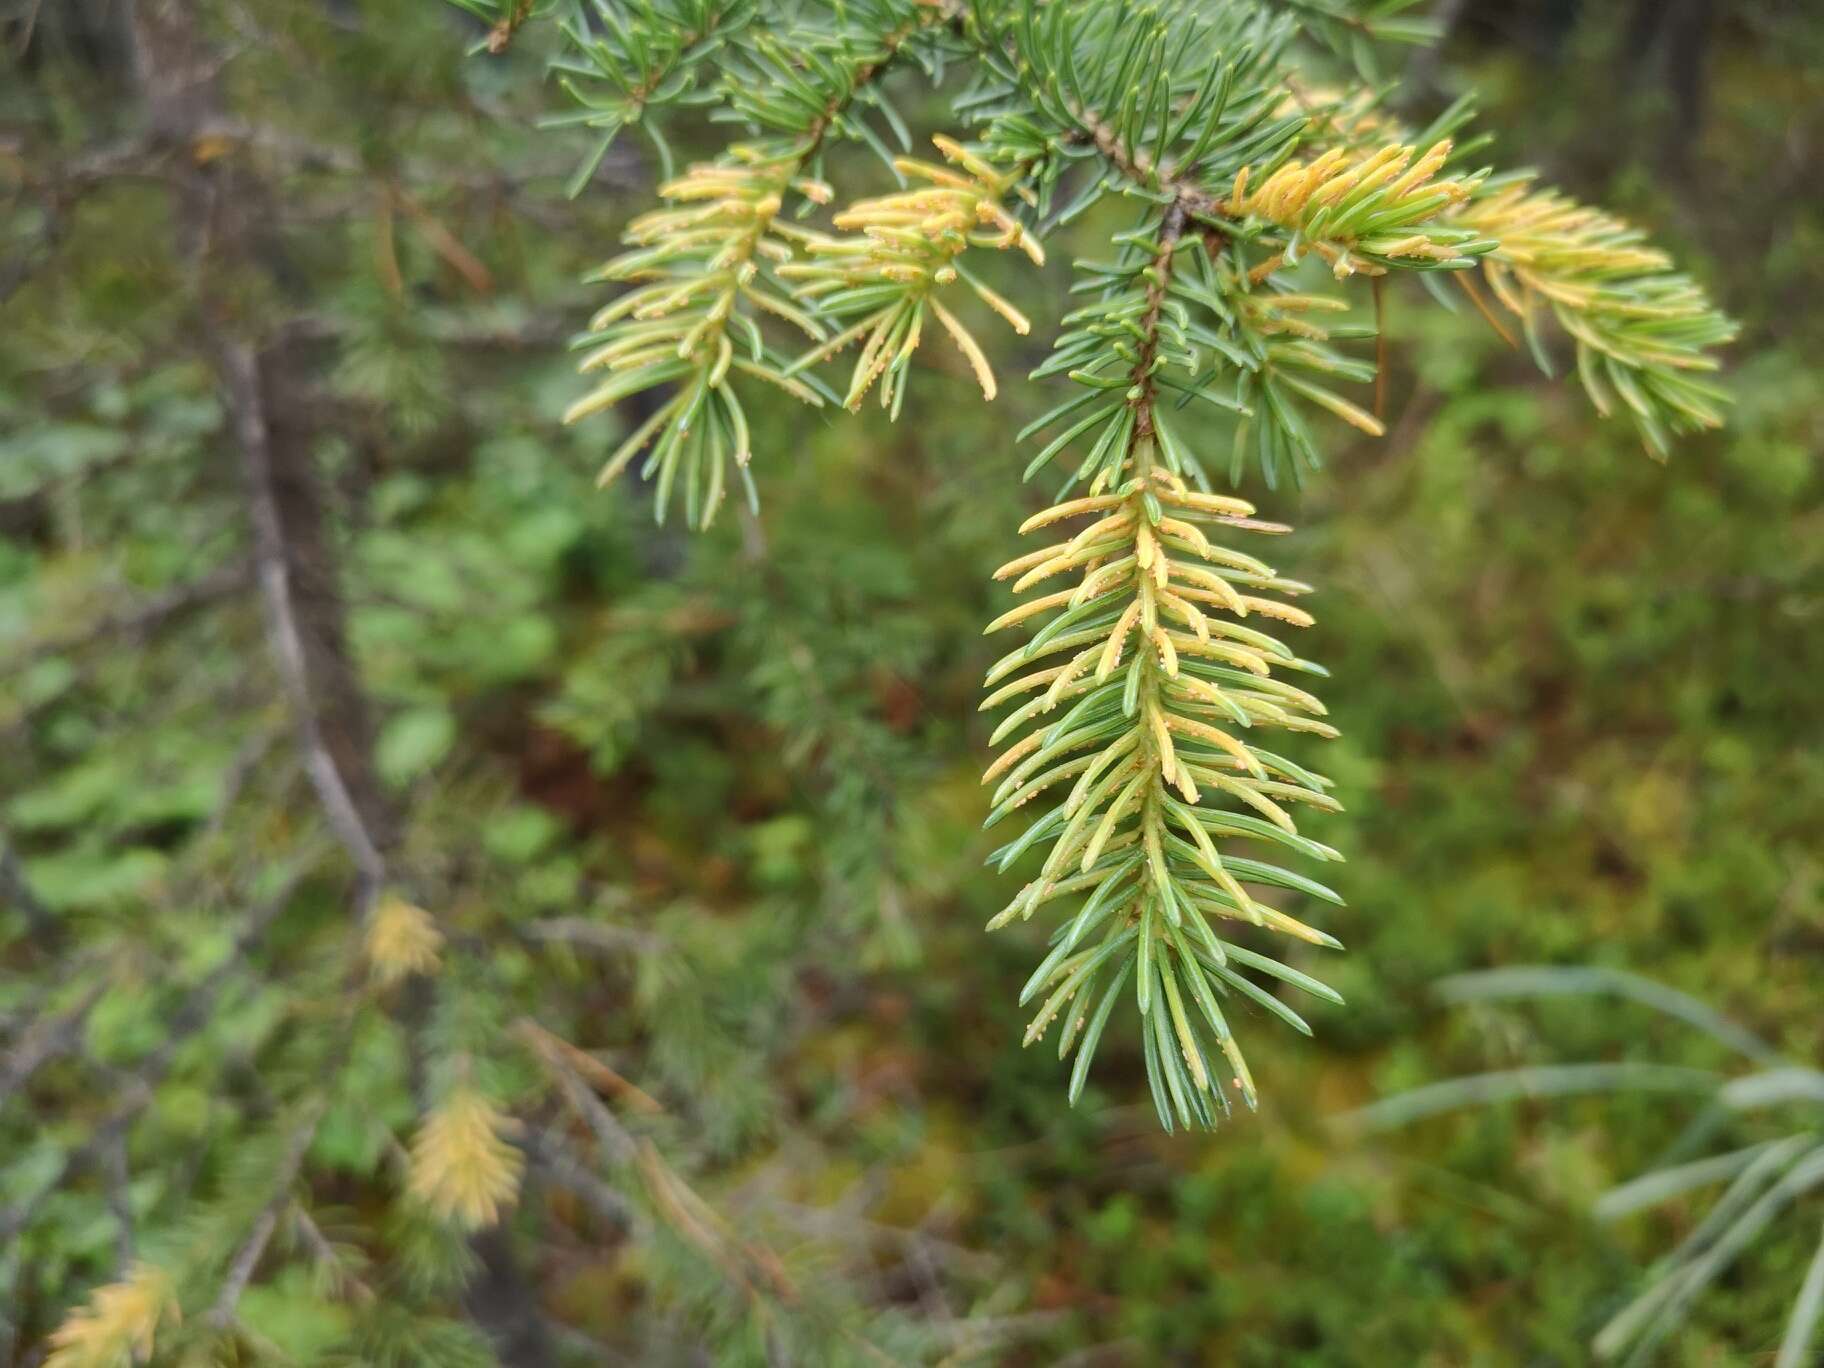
[376,706,456,787]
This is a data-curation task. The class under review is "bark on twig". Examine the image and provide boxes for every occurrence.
[223,339,389,896]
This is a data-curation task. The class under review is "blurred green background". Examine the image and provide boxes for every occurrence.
[3,1,1820,1362]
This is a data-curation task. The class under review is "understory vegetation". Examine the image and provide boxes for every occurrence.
[1,0,1818,1362]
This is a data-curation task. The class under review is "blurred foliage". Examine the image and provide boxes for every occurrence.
[1,0,1820,1363]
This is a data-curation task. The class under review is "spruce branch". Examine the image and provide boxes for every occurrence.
[406,1084,526,1231]
[1278,80,1739,454]
[1258,0,1441,77]
[1450,179,1738,456]
[450,0,1743,1127]
[564,143,833,525]
[1215,138,1493,278]
[42,1264,179,1368]
[288,1202,379,1304]
[520,1021,804,1306]
[982,214,1345,1129]
[365,894,447,986]
[563,0,948,526]
[777,136,1044,412]
[546,0,759,193]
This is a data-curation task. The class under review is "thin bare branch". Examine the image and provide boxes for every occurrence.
[3,560,250,679]
[0,837,61,952]
[0,980,109,1105]
[210,1107,323,1326]
[520,917,668,957]
[519,1131,637,1230]
[223,340,387,893]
